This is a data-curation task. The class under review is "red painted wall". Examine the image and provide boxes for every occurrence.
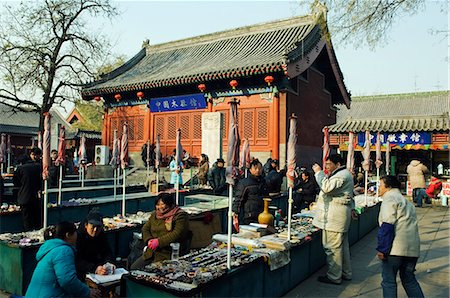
[287,67,337,166]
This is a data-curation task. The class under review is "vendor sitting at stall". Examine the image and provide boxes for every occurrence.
[130,193,190,270]
[75,211,112,280]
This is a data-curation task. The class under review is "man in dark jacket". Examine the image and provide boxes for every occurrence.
[48,149,59,188]
[233,159,269,224]
[13,148,43,231]
[264,159,286,193]
[294,170,319,211]
[208,158,227,195]
[75,211,112,280]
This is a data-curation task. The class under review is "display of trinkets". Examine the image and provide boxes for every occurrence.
[102,215,137,231]
[129,245,261,292]
[0,203,20,214]
[0,229,44,246]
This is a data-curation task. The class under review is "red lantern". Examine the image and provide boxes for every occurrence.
[198,84,206,92]
[137,91,144,99]
[264,75,274,86]
[94,96,101,102]
[114,94,122,102]
[229,80,238,89]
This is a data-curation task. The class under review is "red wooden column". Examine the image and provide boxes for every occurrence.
[102,109,109,146]
[272,95,280,159]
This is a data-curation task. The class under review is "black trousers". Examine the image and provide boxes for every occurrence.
[21,200,42,231]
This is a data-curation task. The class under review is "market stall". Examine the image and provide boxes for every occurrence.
[0,200,232,296]
[122,204,380,297]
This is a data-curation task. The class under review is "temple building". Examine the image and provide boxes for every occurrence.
[81,5,350,166]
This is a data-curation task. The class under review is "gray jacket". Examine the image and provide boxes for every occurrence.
[313,166,354,233]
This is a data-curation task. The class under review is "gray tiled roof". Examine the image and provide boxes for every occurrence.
[328,91,450,133]
[0,103,39,128]
[82,15,321,96]
[66,129,102,140]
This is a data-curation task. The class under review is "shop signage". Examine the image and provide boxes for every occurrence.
[357,132,431,147]
[148,93,207,112]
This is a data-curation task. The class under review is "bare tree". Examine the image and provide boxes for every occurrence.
[0,0,118,129]
[304,0,425,48]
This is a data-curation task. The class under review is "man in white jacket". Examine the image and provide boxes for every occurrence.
[377,175,423,297]
[312,154,357,285]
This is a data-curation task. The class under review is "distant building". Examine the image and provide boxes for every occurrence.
[327,91,449,176]
[82,5,351,167]
[0,103,101,167]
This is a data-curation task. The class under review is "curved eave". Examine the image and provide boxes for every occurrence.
[81,62,286,97]
[325,42,351,109]
[328,117,450,133]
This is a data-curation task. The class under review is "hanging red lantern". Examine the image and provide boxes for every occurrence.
[114,94,122,102]
[264,75,274,86]
[198,84,206,92]
[137,91,144,99]
[94,96,101,102]
[229,80,238,89]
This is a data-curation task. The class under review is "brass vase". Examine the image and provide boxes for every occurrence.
[258,198,274,226]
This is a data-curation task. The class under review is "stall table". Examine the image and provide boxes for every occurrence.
[122,204,381,297]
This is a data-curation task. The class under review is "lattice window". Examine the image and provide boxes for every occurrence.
[110,119,118,146]
[167,115,177,140]
[193,113,202,139]
[242,110,254,140]
[221,111,228,140]
[155,116,165,140]
[180,115,190,139]
[119,119,126,134]
[257,110,268,138]
[128,118,135,141]
[136,117,144,140]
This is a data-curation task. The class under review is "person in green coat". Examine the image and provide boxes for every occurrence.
[130,193,190,269]
[26,222,97,298]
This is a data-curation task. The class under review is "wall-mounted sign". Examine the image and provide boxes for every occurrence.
[357,132,432,146]
[149,93,206,112]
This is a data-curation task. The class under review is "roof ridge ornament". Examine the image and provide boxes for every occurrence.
[142,39,150,49]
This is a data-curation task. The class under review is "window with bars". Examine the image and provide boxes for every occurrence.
[110,116,145,144]
[167,115,177,140]
[155,116,165,140]
[257,110,268,138]
[193,113,202,139]
[180,115,190,139]
[241,110,254,140]
[137,117,144,140]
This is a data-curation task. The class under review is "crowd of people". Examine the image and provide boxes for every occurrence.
[3,142,445,297]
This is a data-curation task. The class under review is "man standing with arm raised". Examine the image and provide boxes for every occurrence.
[312,154,357,285]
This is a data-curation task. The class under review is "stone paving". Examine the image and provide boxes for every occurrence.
[284,206,450,298]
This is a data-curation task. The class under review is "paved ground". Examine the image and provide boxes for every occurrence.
[284,205,450,298]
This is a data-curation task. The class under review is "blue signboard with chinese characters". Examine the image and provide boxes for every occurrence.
[149,93,206,112]
[357,132,432,146]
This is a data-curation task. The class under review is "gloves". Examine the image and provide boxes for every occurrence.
[148,238,159,250]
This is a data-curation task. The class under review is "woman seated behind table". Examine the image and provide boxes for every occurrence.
[130,193,190,269]
[76,211,113,279]
[26,221,95,298]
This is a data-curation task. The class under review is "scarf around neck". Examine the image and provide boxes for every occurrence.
[156,206,181,231]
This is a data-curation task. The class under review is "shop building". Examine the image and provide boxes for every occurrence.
[81,5,350,167]
[327,91,449,177]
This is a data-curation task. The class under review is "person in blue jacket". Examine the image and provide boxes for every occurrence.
[26,221,96,298]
